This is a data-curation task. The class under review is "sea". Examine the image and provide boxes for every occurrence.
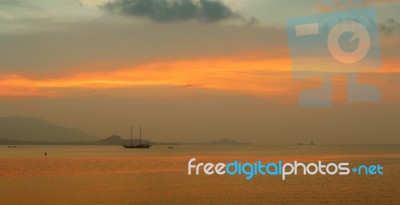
[0,145,399,204]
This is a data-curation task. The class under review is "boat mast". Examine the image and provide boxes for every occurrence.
[139,126,142,144]
[130,126,133,146]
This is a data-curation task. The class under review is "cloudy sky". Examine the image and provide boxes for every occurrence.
[0,0,399,144]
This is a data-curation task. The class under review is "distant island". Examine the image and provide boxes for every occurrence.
[206,138,252,145]
[0,116,251,146]
[0,135,251,146]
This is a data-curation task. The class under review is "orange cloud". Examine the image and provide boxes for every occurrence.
[0,55,292,98]
[0,53,398,104]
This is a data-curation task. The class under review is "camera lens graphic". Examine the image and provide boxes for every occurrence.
[327,20,371,64]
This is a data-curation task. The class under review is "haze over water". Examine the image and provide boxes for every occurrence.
[0,145,399,204]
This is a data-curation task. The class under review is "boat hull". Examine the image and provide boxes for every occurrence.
[122,144,151,149]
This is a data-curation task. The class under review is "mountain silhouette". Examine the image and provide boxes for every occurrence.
[206,138,251,145]
[0,116,98,142]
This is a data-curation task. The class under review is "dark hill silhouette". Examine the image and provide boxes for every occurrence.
[97,135,123,145]
[206,138,252,145]
[0,116,98,142]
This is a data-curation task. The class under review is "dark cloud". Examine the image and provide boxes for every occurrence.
[74,0,83,7]
[0,0,39,10]
[0,0,21,6]
[379,18,400,35]
[100,0,240,23]
[246,16,259,27]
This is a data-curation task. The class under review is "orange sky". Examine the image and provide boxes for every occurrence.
[0,52,398,104]
[0,0,399,144]
[0,54,290,96]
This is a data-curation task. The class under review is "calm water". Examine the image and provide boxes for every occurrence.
[0,145,399,204]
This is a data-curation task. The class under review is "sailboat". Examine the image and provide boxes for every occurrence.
[123,126,151,149]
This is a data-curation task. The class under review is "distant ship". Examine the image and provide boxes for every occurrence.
[297,140,314,146]
[122,126,151,149]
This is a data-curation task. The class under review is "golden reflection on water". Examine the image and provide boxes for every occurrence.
[0,145,399,204]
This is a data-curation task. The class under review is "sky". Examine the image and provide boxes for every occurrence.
[0,0,399,144]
